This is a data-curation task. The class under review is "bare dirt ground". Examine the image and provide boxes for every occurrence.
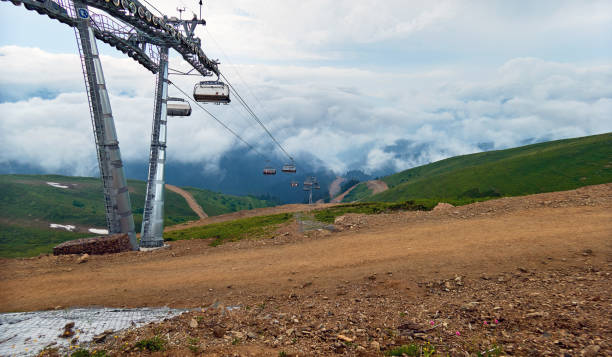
[329,177,347,199]
[366,180,389,195]
[165,184,208,219]
[3,184,612,356]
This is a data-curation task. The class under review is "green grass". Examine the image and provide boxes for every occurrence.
[0,174,275,258]
[184,187,273,216]
[135,336,166,352]
[164,213,293,246]
[0,223,90,258]
[341,182,372,202]
[358,133,612,202]
[313,201,436,223]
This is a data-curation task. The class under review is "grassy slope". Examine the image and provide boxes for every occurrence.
[340,183,372,203]
[164,213,293,246]
[364,133,612,202]
[0,174,274,257]
[183,187,273,217]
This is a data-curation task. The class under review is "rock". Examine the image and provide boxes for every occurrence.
[525,311,546,318]
[581,345,600,357]
[93,330,113,343]
[286,328,295,336]
[337,334,353,342]
[247,332,258,340]
[433,202,454,211]
[356,345,366,352]
[461,302,479,311]
[370,341,380,351]
[189,318,198,328]
[212,326,226,338]
[60,322,76,338]
[77,254,89,264]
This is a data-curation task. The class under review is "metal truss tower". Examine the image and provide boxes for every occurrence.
[140,47,169,248]
[73,0,138,249]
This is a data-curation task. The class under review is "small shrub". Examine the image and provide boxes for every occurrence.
[72,200,85,208]
[135,336,166,352]
[386,342,436,356]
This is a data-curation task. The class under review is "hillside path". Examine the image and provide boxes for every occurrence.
[165,184,208,219]
[366,179,389,194]
[331,183,359,203]
[2,184,610,312]
[328,176,346,198]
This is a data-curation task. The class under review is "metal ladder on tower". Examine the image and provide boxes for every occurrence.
[74,24,118,233]
[141,73,162,241]
[140,47,169,248]
[72,0,138,249]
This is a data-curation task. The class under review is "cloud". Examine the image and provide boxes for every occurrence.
[0,44,610,177]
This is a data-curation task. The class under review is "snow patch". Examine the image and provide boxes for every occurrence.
[49,224,76,232]
[46,182,69,189]
[88,228,109,235]
[0,307,185,357]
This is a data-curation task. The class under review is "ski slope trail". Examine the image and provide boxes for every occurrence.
[165,184,208,219]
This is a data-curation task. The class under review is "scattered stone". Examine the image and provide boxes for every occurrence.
[337,334,353,342]
[525,311,547,318]
[77,254,89,264]
[189,318,198,328]
[370,341,380,351]
[212,326,226,338]
[59,322,75,338]
[581,345,600,357]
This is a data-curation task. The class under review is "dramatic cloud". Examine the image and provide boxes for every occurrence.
[0,1,610,178]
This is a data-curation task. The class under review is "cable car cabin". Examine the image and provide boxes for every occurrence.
[263,167,277,175]
[282,164,297,173]
[193,81,230,104]
[166,97,192,117]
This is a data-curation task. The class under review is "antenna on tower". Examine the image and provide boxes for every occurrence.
[177,7,186,20]
[199,0,203,20]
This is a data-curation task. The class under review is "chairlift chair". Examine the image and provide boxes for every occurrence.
[193,80,230,104]
[282,163,297,173]
[166,97,192,116]
[290,181,299,188]
[263,166,277,175]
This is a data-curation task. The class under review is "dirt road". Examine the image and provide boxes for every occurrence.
[328,176,346,198]
[165,184,208,219]
[1,184,610,313]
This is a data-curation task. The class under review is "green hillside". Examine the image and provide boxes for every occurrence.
[0,174,272,257]
[347,133,612,202]
[184,187,273,216]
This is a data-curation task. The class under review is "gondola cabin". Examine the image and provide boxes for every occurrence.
[282,164,297,173]
[193,81,230,104]
[166,97,192,116]
[263,167,277,175]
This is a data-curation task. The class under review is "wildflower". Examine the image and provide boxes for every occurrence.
[494,319,499,324]
[455,331,461,336]
[430,320,435,326]
[483,321,488,325]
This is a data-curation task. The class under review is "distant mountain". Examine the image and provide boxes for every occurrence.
[342,132,612,202]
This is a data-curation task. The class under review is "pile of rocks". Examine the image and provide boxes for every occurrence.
[53,233,131,255]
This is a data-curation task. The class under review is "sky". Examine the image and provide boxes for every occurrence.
[0,0,611,177]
